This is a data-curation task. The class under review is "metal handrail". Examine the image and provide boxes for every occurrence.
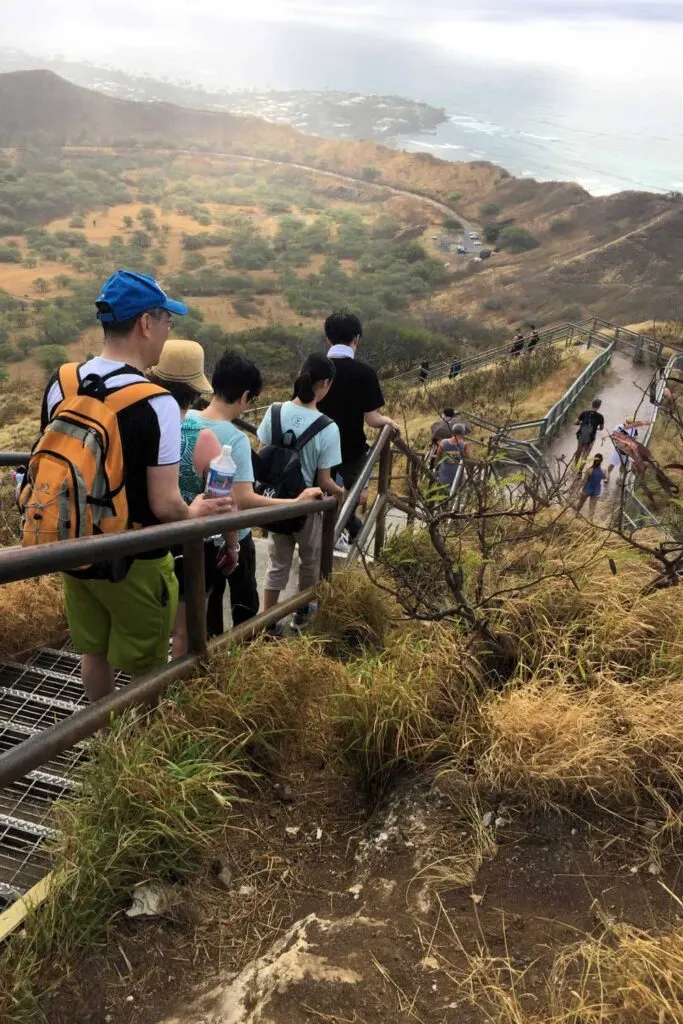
[0,500,334,585]
[0,496,337,789]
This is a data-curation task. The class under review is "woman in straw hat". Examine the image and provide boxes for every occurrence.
[149,339,239,657]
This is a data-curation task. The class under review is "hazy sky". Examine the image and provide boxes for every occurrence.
[2,0,682,86]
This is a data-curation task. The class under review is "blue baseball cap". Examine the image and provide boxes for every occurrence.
[96,270,187,324]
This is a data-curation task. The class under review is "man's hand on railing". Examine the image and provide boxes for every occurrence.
[187,493,236,518]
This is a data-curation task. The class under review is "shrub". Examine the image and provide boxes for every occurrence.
[443,217,462,230]
[68,215,85,228]
[0,246,21,263]
[480,202,500,217]
[549,216,573,235]
[483,223,500,244]
[498,226,540,253]
[361,164,381,182]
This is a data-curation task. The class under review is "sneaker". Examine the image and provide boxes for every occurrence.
[265,620,285,639]
[334,534,351,554]
[291,602,318,632]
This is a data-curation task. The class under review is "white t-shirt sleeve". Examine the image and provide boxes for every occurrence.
[256,407,273,446]
[317,422,342,470]
[149,394,181,465]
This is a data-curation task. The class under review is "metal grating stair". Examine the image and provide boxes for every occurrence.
[0,648,129,916]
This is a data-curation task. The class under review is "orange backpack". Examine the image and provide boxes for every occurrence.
[20,362,166,547]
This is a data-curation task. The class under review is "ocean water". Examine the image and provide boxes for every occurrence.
[16,11,683,196]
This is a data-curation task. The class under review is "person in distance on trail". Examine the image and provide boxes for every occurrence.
[572,397,604,467]
[317,312,400,545]
[448,357,462,379]
[33,270,234,701]
[147,339,239,659]
[185,351,323,632]
[418,359,430,383]
[575,452,606,520]
[527,325,540,352]
[257,353,344,635]
[436,422,470,490]
[511,329,525,357]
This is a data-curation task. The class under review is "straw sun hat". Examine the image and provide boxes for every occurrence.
[149,338,212,395]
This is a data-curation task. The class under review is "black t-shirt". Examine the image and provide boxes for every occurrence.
[576,409,605,441]
[317,356,385,464]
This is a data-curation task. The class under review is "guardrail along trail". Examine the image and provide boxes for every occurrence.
[546,349,657,469]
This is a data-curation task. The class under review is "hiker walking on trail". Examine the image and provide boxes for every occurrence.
[24,271,234,701]
[511,329,525,357]
[605,419,651,486]
[317,313,400,546]
[186,352,323,633]
[418,359,430,383]
[436,422,470,489]
[257,354,344,634]
[449,357,461,379]
[429,407,458,468]
[527,325,540,353]
[576,453,606,519]
[572,397,604,466]
[147,339,239,659]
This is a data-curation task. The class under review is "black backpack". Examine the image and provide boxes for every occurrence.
[253,404,332,535]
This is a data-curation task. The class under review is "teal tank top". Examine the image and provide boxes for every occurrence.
[179,419,205,504]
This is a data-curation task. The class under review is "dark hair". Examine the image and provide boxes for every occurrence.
[147,374,199,412]
[293,353,336,403]
[443,407,455,418]
[212,350,263,403]
[324,312,363,345]
[591,397,602,408]
[103,307,167,339]
[192,395,210,411]
[592,453,603,465]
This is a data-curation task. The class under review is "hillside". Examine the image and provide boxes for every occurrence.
[0,69,681,334]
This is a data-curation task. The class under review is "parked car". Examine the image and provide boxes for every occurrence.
[479,249,492,259]
[468,231,479,240]
[456,245,467,254]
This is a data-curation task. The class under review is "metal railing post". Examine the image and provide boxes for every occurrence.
[182,538,208,657]
[407,456,419,527]
[373,442,393,558]
[320,503,336,578]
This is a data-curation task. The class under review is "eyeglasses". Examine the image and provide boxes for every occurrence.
[147,309,174,329]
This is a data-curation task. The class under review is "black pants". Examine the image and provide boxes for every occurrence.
[206,533,260,634]
[176,536,259,637]
[335,451,368,540]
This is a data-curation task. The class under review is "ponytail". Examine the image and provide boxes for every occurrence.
[293,371,315,403]
[292,353,337,402]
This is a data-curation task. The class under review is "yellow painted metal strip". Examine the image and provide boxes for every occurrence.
[0,871,55,943]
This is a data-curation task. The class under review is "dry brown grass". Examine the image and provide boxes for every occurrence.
[0,575,65,659]
[477,674,683,813]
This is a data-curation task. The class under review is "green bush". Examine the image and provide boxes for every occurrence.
[361,164,381,182]
[0,246,22,264]
[499,226,540,253]
[483,223,500,244]
[443,217,462,230]
[481,202,500,218]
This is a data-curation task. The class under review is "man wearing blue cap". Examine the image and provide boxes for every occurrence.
[40,270,233,701]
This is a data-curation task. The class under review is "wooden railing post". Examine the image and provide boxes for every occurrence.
[373,440,393,558]
[320,503,336,579]
[182,538,208,657]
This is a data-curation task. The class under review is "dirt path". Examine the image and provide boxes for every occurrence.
[547,210,674,271]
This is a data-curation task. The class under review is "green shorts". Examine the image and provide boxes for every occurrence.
[62,553,179,676]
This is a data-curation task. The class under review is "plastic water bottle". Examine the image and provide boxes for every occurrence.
[205,445,236,498]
